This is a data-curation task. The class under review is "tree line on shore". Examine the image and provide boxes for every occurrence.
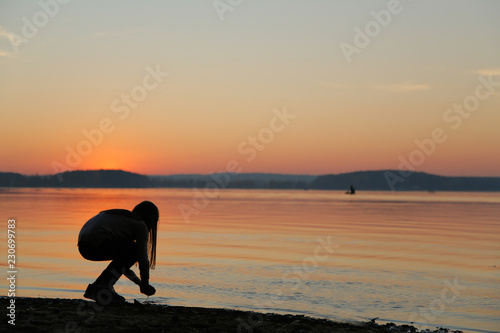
[1,169,499,191]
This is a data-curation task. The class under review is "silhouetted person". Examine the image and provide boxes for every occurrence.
[349,185,355,195]
[78,201,159,304]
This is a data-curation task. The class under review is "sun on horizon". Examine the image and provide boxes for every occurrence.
[1,1,499,178]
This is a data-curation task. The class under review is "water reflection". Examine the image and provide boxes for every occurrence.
[0,188,499,332]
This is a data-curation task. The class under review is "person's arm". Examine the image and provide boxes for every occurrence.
[135,223,156,296]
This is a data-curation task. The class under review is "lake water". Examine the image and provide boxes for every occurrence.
[0,188,499,332]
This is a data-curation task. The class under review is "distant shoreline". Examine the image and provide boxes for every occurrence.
[0,296,461,333]
[1,169,500,191]
[1,187,499,194]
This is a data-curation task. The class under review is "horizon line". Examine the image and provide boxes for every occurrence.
[2,168,500,179]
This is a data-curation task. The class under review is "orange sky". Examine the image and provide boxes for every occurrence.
[1,1,499,176]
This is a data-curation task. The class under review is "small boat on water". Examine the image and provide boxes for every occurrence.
[345,185,356,195]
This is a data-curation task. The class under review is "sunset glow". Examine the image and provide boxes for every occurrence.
[1,1,499,176]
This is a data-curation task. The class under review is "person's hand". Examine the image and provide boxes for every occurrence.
[140,283,156,296]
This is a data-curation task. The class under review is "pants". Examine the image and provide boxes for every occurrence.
[78,239,138,288]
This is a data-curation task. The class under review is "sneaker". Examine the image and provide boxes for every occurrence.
[83,283,125,305]
[83,283,97,300]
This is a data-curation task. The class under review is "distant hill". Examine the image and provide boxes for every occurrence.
[0,170,313,189]
[0,169,499,191]
[151,173,315,189]
[0,170,152,188]
[309,170,500,192]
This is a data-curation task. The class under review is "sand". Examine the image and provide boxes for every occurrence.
[0,296,461,333]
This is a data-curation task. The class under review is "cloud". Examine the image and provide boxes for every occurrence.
[89,31,123,38]
[0,50,15,58]
[331,82,349,89]
[372,82,431,92]
[0,25,17,42]
[0,26,18,58]
[87,27,149,39]
[0,26,10,38]
[475,68,500,76]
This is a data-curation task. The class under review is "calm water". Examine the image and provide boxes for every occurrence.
[0,188,499,332]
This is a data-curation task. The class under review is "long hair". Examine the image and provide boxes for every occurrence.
[132,201,159,269]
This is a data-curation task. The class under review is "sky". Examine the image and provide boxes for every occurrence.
[1,0,499,176]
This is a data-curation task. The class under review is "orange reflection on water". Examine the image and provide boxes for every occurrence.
[1,188,499,332]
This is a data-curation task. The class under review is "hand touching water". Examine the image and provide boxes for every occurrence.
[140,283,156,296]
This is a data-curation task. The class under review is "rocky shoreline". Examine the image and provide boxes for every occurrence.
[0,297,463,333]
